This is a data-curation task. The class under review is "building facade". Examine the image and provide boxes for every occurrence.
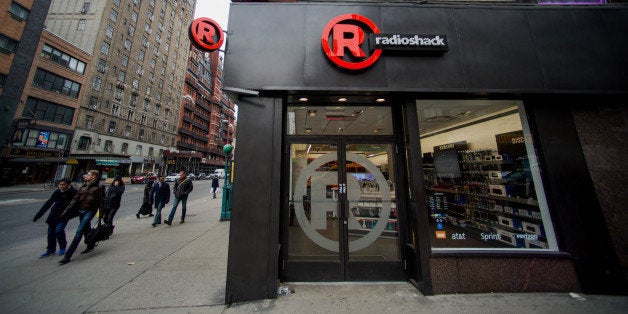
[173,45,235,175]
[221,1,627,303]
[45,0,196,177]
[0,0,54,184]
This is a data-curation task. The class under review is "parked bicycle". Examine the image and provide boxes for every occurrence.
[43,178,59,189]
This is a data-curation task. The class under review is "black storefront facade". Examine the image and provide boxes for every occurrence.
[220,2,628,303]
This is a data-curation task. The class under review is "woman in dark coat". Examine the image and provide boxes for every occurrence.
[136,180,154,218]
[103,176,126,227]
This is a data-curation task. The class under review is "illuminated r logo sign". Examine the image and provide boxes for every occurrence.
[189,17,224,52]
[322,14,382,70]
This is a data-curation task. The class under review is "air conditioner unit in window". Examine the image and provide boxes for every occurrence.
[80,9,87,14]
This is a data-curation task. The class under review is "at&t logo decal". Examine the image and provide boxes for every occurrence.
[321,14,383,71]
[189,17,224,52]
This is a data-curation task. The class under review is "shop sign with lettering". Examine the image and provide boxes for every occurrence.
[321,14,448,70]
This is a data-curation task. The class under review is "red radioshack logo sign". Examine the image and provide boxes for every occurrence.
[321,14,448,71]
[189,17,224,52]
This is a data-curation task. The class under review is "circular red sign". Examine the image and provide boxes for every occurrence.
[321,14,382,70]
[189,17,224,52]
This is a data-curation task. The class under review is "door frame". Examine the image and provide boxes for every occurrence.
[280,135,408,281]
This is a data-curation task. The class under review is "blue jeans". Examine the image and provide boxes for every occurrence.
[46,220,68,253]
[153,199,166,224]
[167,196,187,222]
[64,210,95,259]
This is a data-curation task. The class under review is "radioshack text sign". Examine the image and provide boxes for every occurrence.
[321,14,448,70]
[189,17,224,52]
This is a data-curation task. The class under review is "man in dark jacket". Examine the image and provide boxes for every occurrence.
[150,175,170,227]
[33,178,77,258]
[59,169,105,265]
[163,171,193,225]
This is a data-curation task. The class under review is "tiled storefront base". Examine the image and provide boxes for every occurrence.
[430,256,580,294]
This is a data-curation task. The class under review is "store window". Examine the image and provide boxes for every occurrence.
[417,100,556,251]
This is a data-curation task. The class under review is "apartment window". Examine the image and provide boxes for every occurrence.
[112,103,121,116]
[160,134,165,144]
[85,115,94,129]
[41,45,86,74]
[152,118,157,128]
[145,24,150,33]
[105,25,114,38]
[135,145,142,155]
[97,59,106,72]
[127,109,135,121]
[125,125,132,137]
[77,19,86,31]
[0,73,6,88]
[133,79,139,89]
[154,104,160,116]
[104,140,113,152]
[92,77,102,91]
[139,49,145,61]
[121,142,128,154]
[118,70,126,82]
[136,64,143,75]
[124,39,132,51]
[143,99,150,111]
[23,97,75,126]
[139,129,145,140]
[32,68,81,98]
[141,114,147,125]
[113,0,120,6]
[110,9,118,22]
[9,1,30,21]
[81,2,90,13]
[121,55,128,67]
[146,86,151,96]
[0,34,19,54]
[150,132,156,142]
[101,42,110,55]
[89,96,99,109]
[150,58,156,69]
[108,121,117,133]
[130,94,137,107]
[148,147,154,157]
[78,136,91,150]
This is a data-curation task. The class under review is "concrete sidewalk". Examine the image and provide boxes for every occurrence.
[1,183,627,313]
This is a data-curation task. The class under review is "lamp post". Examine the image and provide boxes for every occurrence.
[220,144,233,221]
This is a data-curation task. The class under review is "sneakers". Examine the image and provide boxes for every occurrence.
[149,214,154,217]
[58,248,66,256]
[58,258,70,265]
[152,223,157,227]
[80,247,94,254]
[39,251,55,258]
[180,220,185,224]
[163,220,171,225]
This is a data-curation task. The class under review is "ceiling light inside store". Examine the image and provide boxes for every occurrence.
[299,97,308,102]
[338,98,348,102]
[376,98,386,103]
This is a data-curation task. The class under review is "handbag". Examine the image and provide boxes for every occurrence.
[85,218,111,246]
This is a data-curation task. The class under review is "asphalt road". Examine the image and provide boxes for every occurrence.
[0,180,214,254]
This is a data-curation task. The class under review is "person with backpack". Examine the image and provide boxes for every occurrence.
[33,178,77,258]
[163,171,193,225]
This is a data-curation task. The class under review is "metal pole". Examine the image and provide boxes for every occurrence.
[220,144,233,221]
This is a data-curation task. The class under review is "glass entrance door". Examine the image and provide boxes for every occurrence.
[284,139,403,281]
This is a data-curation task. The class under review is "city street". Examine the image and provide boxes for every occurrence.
[0,180,627,313]
[0,179,230,313]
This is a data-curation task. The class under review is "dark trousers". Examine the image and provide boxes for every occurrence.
[46,220,68,253]
[64,210,95,260]
[105,206,120,226]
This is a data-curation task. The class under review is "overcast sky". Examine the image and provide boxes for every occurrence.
[194,0,230,27]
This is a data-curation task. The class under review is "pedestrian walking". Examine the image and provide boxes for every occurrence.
[150,176,170,227]
[136,180,155,218]
[163,171,193,225]
[58,170,105,265]
[33,178,77,258]
[103,175,125,228]
[211,175,219,199]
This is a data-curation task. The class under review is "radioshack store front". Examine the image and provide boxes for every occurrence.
[221,2,627,303]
